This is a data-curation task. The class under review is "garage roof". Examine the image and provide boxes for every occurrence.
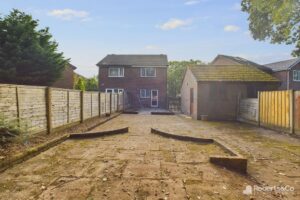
[189,65,279,82]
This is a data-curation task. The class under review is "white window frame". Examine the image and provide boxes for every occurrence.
[140,89,151,98]
[140,67,156,77]
[108,67,124,77]
[293,70,300,81]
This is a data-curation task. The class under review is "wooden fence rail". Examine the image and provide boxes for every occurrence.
[0,84,126,135]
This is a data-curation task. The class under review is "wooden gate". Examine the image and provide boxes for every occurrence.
[259,90,292,132]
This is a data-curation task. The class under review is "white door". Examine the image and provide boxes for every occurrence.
[151,90,158,107]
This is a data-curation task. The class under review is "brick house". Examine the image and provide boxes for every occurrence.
[51,64,77,89]
[181,65,279,120]
[97,54,168,109]
[264,58,300,90]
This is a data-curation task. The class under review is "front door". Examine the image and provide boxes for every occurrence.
[151,90,158,107]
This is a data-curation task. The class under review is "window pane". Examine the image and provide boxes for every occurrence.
[120,68,124,76]
[109,68,119,76]
[146,68,155,76]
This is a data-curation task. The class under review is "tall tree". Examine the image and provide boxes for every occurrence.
[168,60,204,97]
[241,0,300,56]
[0,9,69,85]
[85,76,98,91]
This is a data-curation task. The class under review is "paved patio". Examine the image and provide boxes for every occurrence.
[0,114,299,199]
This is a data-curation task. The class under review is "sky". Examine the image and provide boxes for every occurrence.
[0,0,296,77]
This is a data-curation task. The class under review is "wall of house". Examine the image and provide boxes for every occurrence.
[180,69,198,119]
[197,82,247,120]
[288,63,300,90]
[99,66,167,109]
[272,71,288,90]
[52,66,75,89]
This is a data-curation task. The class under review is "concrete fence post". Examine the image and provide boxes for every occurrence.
[67,90,70,124]
[80,91,84,123]
[117,93,119,112]
[46,87,52,134]
[90,93,93,118]
[15,86,21,127]
[110,93,112,114]
[98,92,101,117]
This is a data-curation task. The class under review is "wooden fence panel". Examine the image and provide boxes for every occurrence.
[18,86,47,133]
[0,85,18,120]
[68,91,81,123]
[83,92,92,120]
[51,89,68,128]
[91,92,99,117]
[100,93,106,115]
[105,93,110,113]
[259,90,291,130]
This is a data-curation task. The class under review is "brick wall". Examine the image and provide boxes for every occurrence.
[99,66,167,109]
[51,65,75,89]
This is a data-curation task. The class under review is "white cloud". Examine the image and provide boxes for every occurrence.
[158,18,192,30]
[48,9,90,21]
[185,0,200,5]
[224,25,240,32]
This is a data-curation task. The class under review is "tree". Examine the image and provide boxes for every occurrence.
[0,9,69,85]
[168,60,204,97]
[241,0,300,56]
[74,77,86,91]
[85,76,98,91]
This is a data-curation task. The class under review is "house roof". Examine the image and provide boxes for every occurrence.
[189,65,279,82]
[212,54,272,73]
[264,58,300,72]
[97,54,168,67]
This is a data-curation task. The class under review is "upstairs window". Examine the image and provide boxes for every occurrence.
[140,89,151,98]
[109,67,124,77]
[140,67,156,77]
[293,70,300,81]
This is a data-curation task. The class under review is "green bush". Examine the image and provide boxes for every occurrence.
[0,116,24,143]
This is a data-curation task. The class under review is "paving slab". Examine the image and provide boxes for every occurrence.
[0,114,298,199]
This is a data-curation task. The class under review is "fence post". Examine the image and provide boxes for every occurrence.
[46,87,52,134]
[258,91,261,126]
[123,92,125,111]
[110,93,112,114]
[15,86,20,127]
[80,91,84,123]
[117,93,119,112]
[90,93,93,118]
[99,92,101,117]
[290,90,294,134]
[67,90,70,124]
